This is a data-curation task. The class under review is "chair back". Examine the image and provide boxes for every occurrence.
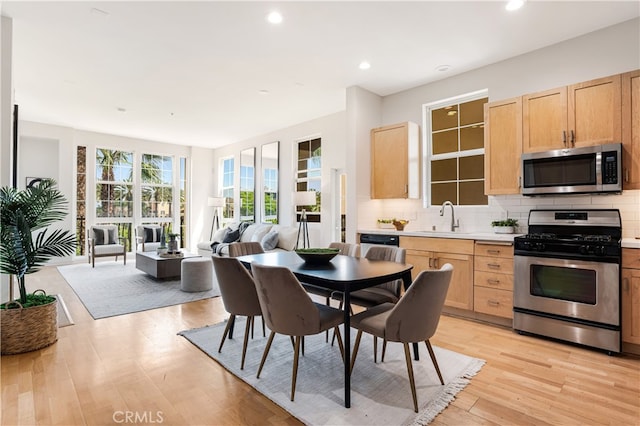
[364,245,406,297]
[212,257,262,317]
[229,242,265,257]
[328,242,360,257]
[88,225,119,245]
[385,263,453,343]
[250,263,320,336]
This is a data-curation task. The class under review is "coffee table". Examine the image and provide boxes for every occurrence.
[135,251,200,279]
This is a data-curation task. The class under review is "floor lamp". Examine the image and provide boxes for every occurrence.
[294,191,316,249]
[208,197,225,240]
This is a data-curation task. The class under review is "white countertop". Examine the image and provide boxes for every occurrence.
[359,229,640,248]
[357,228,522,242]
[622,238,640,249]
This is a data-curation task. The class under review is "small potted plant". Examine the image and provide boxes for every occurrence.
[491,218,518,234]
[377,218,394,229]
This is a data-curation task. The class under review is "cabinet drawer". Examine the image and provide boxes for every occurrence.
[400,236,474,254]
[474,256,514,274]
[474,287,513,319]
[474,242,514,258]
[474,270,513,291]
[622,248,640,269]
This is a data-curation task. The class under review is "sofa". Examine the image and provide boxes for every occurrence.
[197,222,299,257]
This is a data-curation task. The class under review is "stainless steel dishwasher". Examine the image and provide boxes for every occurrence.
[359,233,400,256]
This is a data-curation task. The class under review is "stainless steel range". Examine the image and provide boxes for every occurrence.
[513,209,622,354]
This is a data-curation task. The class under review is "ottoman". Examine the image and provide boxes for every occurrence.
[181,257,213,292]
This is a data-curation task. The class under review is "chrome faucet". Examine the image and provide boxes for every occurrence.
[439,201,460,232]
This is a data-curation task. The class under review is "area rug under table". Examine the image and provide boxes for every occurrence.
[58,262,220,319]
[179,319,485,425]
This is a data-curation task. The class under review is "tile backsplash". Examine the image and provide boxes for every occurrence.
[360,189,640,238]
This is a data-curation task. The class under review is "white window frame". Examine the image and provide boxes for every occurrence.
[422,89,488,207]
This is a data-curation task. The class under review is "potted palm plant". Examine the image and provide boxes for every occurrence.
[0,179,76,355]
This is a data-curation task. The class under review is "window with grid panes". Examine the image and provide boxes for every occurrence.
[140,154,173,219]
[424,91,488,206]
[296,137,321,222]
[220,157,235,222]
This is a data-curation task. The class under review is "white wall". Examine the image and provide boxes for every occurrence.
[1,15,12,302]
[212,111,346,247]
[354,17,640,238]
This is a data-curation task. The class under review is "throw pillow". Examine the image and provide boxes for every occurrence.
[212,227,227,243]
[261,230,279,251]
[223,228,240,243]
[275,226,299,251]
[143,226,161,243]
[250,225,272,243]
[93,228,107,245]
[108,228,118,244]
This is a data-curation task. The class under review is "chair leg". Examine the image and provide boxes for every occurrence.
[241,316,252,370]
[425,340,445,385]
[218,314,235,353]
[250,316,255,339]
[257,331,276,379]
[382,339,387,362]
[291,336,302,401]
[331,300,344,347]
[373,336,378,363]
[349,330,364,375]
[262,317,266,337]
[333,326,345,361]
[403,343,419,413]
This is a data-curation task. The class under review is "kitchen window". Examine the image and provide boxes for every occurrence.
[423,90,488,206]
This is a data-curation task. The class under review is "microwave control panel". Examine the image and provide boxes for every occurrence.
[602,151,618,184]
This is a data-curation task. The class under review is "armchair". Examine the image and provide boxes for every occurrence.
[87,225,127,267]
[135,225,163,252]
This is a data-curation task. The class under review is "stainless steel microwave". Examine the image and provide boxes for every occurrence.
[521,143,622,196]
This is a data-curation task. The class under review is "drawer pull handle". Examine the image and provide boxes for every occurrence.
[487,250,501,254]
[488,279,500,285]
[488,300,500,306]
[624,277,629,292]
[487,263,501,268]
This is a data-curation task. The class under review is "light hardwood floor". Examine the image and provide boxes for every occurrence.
[2,261,639,425]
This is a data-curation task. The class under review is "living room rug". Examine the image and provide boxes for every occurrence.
[55,294,74,327]
[179,319,485,425]
[58,262,220,319]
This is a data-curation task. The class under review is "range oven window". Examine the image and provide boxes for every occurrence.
[530,264,596,305]
[523,154,595,188]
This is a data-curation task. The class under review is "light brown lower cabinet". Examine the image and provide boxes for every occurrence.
[622,248,640,347]
[401,236,474,311]
[473,241,514,319]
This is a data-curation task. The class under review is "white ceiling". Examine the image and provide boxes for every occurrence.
[2,1,639,149]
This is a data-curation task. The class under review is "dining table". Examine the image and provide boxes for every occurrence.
[236,251,413,408]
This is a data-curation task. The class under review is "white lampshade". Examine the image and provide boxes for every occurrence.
[294,191,315,206]
[208,197,225,208]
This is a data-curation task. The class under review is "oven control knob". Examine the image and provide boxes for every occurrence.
[535,243,546,252]
[595,246,606,256]
[579,245,588,254]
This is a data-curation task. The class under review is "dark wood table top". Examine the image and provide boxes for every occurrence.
[236,251,413,292]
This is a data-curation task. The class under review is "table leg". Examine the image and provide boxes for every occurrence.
[344,289,351,408]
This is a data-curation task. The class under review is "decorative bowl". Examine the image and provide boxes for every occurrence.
[295,248,340,265]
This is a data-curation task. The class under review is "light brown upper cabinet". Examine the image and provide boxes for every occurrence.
[484,97,522,195]
[371,121,420,199]
[622,69,640,190]
[523,74,622,153]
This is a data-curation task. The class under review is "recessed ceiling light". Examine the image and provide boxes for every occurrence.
[259,89,270,95]
[267,11,283,24]
[117,107,126,112]
[435,64,450,72]
[359,61,371,70]
[505,0,525,11]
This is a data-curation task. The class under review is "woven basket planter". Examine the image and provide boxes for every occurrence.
[1,296,58,355]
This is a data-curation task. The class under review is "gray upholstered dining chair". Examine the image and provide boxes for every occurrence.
[331,245,406,309]
[212,256,264,370]
[228,241,265,257]
[349,263,454,413]
[302,242,360,305]
[250,263,345,402]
